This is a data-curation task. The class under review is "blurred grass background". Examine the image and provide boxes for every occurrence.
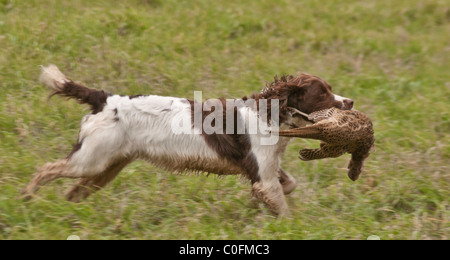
[0,0,449,239]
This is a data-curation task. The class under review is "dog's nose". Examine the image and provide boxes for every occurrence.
[343,99,354,109]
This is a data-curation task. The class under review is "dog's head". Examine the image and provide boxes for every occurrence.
[256,73,353,122]
[284,73,353,114]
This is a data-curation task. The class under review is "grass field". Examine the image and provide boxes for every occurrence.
[0,0,449,240]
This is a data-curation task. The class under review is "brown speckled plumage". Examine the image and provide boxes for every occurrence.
[277,107,375,181]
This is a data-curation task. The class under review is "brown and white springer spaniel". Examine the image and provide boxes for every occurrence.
[21,65,353,216]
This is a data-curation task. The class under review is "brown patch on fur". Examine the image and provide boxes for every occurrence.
[50,81,110,114]
[188,99,260,183]
[113,108,119,122]
[128,95,146,99]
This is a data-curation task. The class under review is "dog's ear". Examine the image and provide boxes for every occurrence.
[285,86,306,110]
[253,74,310,121]
[283,73,312,108]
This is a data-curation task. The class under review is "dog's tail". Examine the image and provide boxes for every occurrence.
[40,64,109,114]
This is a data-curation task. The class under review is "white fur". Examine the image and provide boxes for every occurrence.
[39,64,70,91]
[333,94,354,110]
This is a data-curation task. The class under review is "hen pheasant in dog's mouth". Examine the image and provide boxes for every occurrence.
[275,107,375,181]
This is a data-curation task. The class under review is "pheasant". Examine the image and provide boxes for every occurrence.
[277,107,375,181]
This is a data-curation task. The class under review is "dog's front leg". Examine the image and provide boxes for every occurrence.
[252,178,288,217]
[278,168,297,195]
[252,162,289,216]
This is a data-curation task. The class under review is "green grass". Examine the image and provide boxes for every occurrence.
[0,0,449,240]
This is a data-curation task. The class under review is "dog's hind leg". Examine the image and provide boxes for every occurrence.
[21,153,128,201]
[21,159,78,200]
[65,158,131,202]
[21,111,128,200]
